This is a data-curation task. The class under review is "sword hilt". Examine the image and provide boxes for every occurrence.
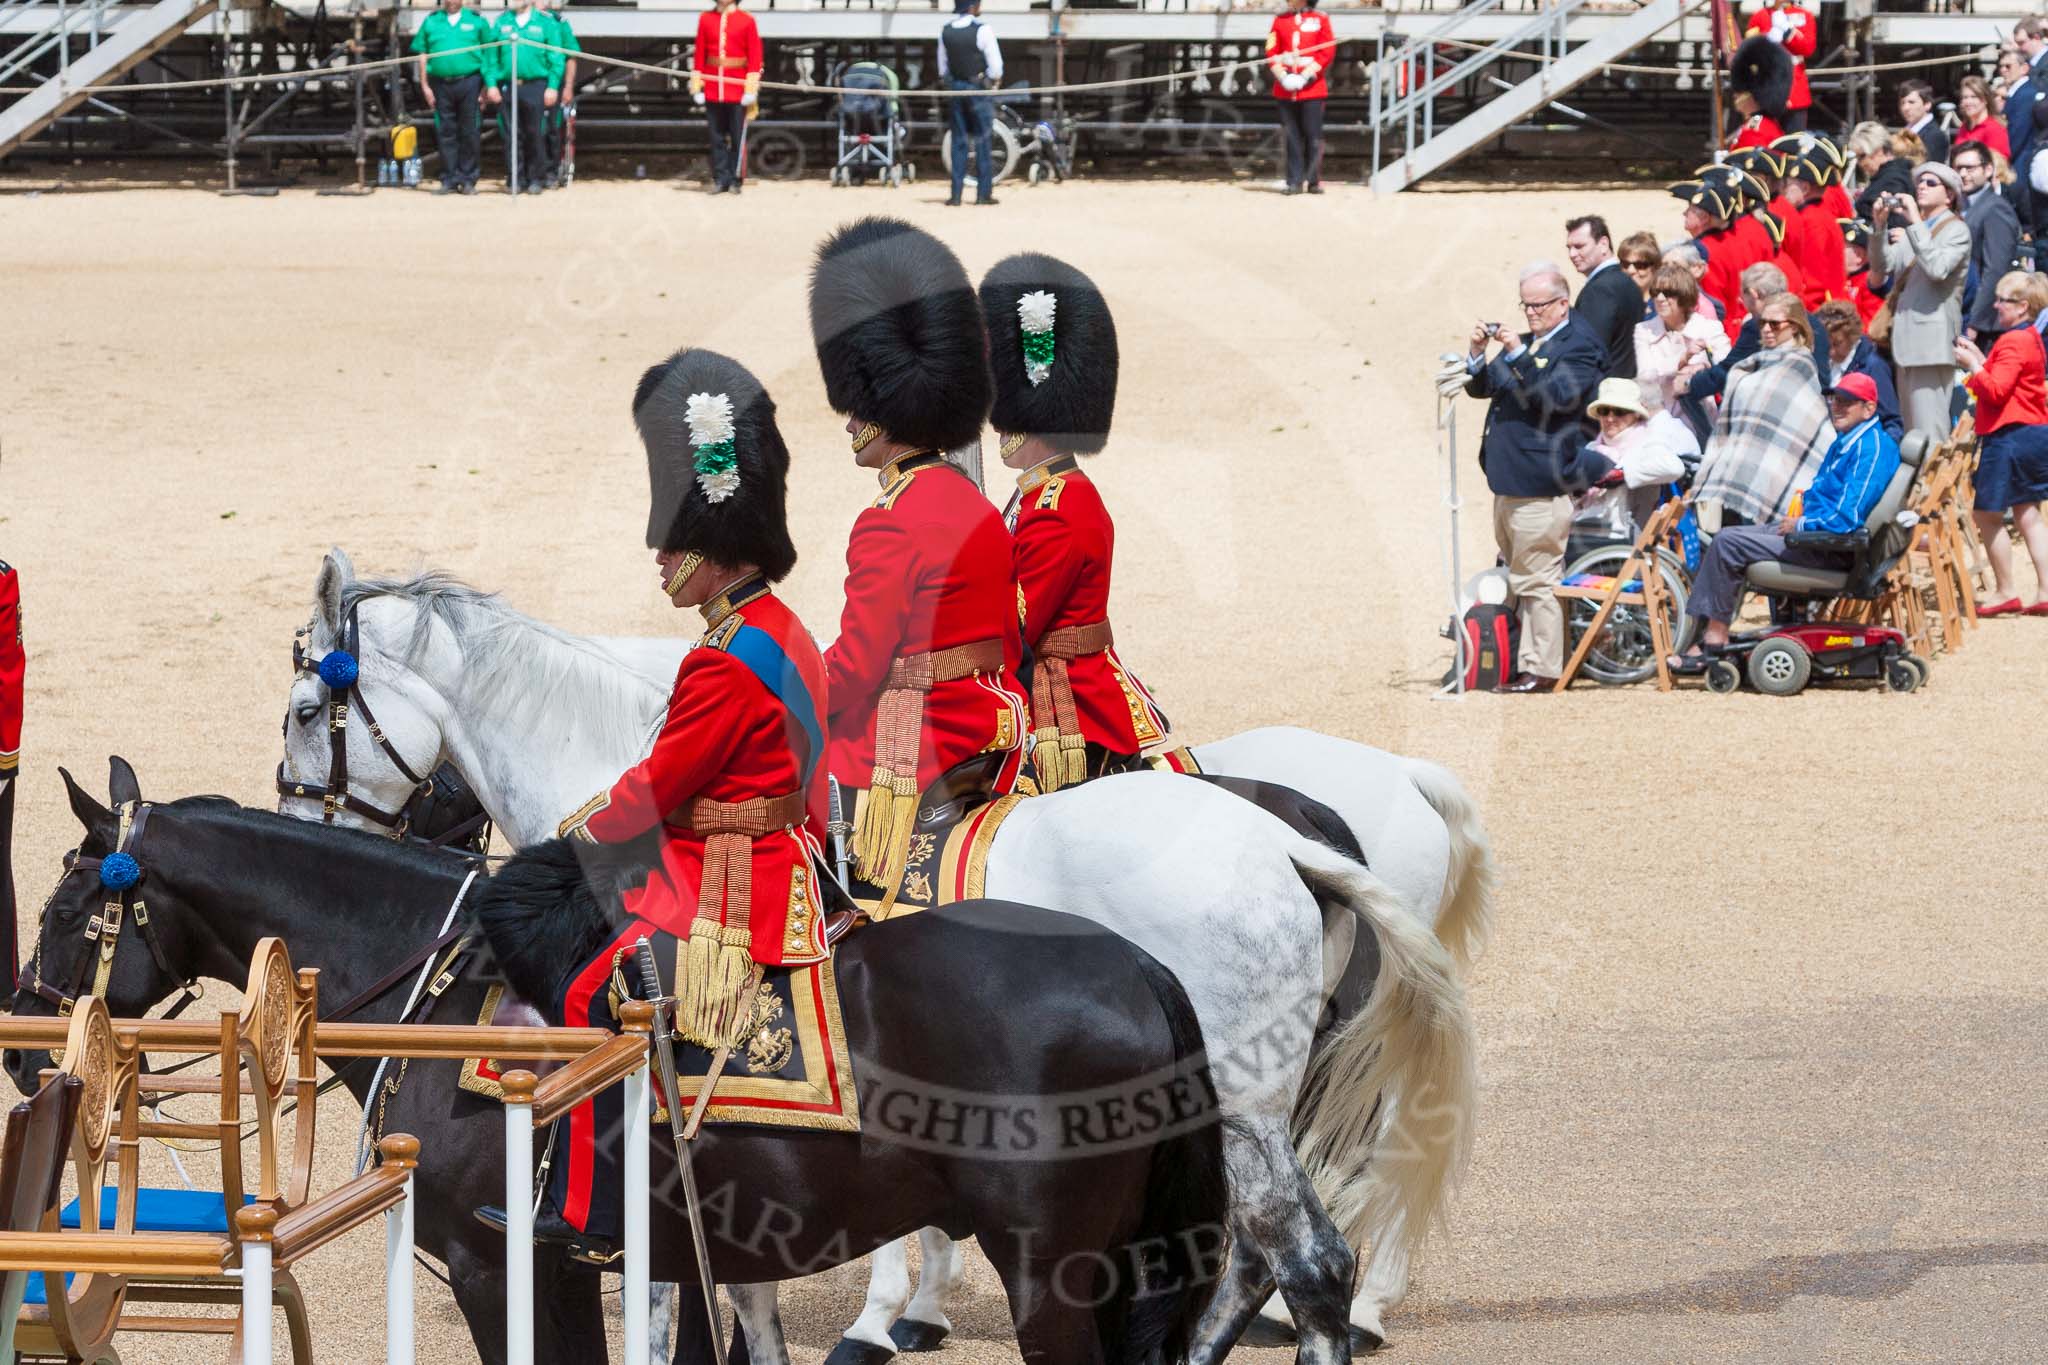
[631,937,668,1023]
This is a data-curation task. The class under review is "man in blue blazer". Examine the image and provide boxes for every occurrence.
[2005,18,2048,248]
[1464,263,1610,691]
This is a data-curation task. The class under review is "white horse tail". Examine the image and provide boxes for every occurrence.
[1287,838,1477,1262]
[1400,756,1495,974]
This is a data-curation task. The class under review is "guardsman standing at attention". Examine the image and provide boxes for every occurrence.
[0,558,20,985]
[692,0,762,195]
[980,253,1174,791]
[808,217,1028,899]
[477,347,827,1264]
[410,0,491,194]
[483,0,564,193]
[1266,0,1332,194]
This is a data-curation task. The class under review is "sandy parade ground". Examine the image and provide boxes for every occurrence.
[3,177,2046,1363]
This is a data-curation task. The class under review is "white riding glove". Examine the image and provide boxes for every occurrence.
[742,90,757,108]
[693,90,706,106]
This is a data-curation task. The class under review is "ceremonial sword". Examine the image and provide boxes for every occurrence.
[633,937,723,1350]
[827,775,852,893]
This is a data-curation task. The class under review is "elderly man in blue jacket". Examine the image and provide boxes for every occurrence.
[1465,262,1610,692]
[1670,372,1901,672]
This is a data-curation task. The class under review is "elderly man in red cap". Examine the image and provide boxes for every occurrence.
[1668,371,1901,671]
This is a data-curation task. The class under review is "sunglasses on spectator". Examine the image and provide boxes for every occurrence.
[1623,257,1658,269]
[1995,293,2028,304]
[1914,175,1946,187]
[1518,296,1567,312]
[1759,317,1793,331]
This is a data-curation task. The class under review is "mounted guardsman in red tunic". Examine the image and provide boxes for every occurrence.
[1,558,21,985]
[979,253,1176,792]
[482,347,827,1264]
[808,217,1028,904]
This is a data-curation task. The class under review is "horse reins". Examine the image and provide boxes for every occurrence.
[23,800,203,1021]
[277,603,437,839]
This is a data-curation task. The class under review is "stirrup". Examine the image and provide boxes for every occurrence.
[473,1204,622,1266]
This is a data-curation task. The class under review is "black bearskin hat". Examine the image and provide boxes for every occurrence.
[1730,35,1794,122]
[809,216,991,453]
[632,347,798,583]
[979,253,1119,456]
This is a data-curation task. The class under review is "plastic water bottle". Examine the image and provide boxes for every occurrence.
[378,158,392,186]
[405,157,421,187]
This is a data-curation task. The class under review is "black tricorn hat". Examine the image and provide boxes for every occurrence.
[1839,218,1871,248]
[633,347,798,582]
[979,253,1119,456]
[1698,162,1771,213]
[1722,145,1784,182]
[809,216,991,454]
[1730,35,1794,122]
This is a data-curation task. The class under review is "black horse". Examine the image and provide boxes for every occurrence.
[6,760,1227,1365]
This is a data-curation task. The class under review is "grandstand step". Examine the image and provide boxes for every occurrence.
[0,0,218,158]
[1370,0,1700,194]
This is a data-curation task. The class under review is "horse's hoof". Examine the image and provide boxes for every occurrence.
[1351,1323,1386,1355]
[1236,1316,1296,1348]
[889,1319,950,1352]
[823,1338,898,1365]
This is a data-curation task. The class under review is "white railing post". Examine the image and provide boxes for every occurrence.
[502,1070,539,1365]
[236,1204,279,1365]
[622,1058,651,1363]
[382,1135,421,1365]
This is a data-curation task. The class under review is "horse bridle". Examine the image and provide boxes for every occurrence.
[22,800,202,1019]
[277,603,436,839]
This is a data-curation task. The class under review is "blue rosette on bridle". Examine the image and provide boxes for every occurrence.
[99,851,142,892]
[318,650,360,690]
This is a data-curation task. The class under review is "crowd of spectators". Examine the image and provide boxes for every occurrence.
[1459,39,2048,686]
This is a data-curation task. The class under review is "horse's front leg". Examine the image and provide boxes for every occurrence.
[891,1228,965,1351]
[825,1237,913,1364]
[727,1283,787,1365]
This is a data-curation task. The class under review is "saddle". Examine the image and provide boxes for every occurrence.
[847,751,1028,920]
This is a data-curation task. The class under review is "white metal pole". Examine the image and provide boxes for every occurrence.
[236,1204,278,1365]
[623,1060,651,1363]
[503,1070,538,1365]
[383,1133,421,1365]
[509,29,521,195]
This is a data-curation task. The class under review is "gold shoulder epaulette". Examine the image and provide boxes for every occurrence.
[873,469,919,510]
[702,615,743,651]
[1035,475,1065,511]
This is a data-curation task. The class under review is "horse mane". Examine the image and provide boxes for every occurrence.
[338,571,667,761]
[164,797,474,878]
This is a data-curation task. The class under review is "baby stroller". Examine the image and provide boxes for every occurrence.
[830,60,913,187]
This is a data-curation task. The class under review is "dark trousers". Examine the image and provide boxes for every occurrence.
[1684,525,1847,624]
[429,72,483,189]
[0,777,15,988]
[1783,107,1809,133]
[705,101,746,188]
[499,78,548,189]
[544,104,569,185]
[948,81,994,201]
[1277,98,1325,189]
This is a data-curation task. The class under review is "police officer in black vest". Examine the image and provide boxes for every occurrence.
[938,0,1002,207]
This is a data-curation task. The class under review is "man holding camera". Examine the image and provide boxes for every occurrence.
[1464,264,1609,693]
[938,0,1002,207]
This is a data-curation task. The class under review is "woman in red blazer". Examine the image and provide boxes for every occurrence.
[1955,271,2048,614]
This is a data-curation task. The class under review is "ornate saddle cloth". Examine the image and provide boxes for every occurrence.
[849,752,1030,919]
[458,953,860,1134]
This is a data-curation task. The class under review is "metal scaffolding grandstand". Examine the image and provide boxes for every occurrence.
[0,0,2032,187]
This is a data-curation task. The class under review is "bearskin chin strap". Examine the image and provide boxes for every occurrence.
[1030,622,1113,793]
[853,640,1005,888]
[676,792,803,1050]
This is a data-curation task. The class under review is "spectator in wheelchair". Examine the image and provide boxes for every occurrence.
[1815,298,1904,440]
[1579,378,1695,535]
[1635,264,1732,419]
[1691,288,1833,532]
[1952,269,2048,615]
[1670,372,1901,672]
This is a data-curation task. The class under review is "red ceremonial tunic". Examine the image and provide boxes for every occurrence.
[1728,114,1784,152]
[1266,9,1332,102]
[1846,268,1883,328]
[1771,247,1810,308]
[1789,200,1850,305]
[692,4,761,103]
[565,581,827,968]
[0,562,19,778]
[1698,223,1770,341]
[824,453,1028,805]
[1747,2,1816,112]
[1823,183,1855,223]
[1007,460,1170,757]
